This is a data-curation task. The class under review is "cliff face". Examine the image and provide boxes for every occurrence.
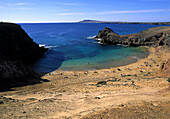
[95,27,170,47]
[0,23,47,89]
[0,23,47,64]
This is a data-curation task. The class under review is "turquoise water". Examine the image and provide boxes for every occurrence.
[19,23,167,73]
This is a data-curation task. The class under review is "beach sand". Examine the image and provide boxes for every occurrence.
[0,46,169,119]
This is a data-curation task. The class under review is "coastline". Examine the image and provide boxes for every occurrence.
[44,46,167,78]
[0,24,170,118]
[54,46,149,72]
[0,46,169,118]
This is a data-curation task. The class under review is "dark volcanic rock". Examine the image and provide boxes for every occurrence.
[95,27,119,38]
[160,58,170,77]
[0,23,47,64]
[95,26,170,47]
[0,22,48,90]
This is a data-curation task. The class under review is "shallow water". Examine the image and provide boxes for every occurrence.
[19,23,167,73]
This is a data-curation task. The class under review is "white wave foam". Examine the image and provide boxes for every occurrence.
[93,41,101,44]
[39,44,45,47]
[45,45,58,49]
[93,41,106,45]
[39,44,58,49]
[95,38,101,41]
[87,35,96,39]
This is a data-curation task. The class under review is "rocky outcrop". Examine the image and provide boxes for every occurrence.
[0,22,48,90]
[160,58,170,77]
[95,27,170,47]
[95,27,119,38]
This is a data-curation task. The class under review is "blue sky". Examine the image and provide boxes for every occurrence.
[0,0,170,23]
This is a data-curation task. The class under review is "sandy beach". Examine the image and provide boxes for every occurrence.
[1,0,170,117]
[0,45,169,119]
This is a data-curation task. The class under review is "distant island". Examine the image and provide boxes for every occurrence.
[79,20,170,25]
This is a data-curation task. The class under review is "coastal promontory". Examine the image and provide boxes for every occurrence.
[95,26,170,47]
[0,22,48,90]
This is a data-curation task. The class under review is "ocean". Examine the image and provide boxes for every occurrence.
[19,23,167,73]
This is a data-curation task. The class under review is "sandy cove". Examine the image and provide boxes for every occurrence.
[0,46,170,119]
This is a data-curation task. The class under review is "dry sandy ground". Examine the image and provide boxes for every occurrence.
[0,46,169,119]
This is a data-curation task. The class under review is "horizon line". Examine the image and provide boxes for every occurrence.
[1,20,170,24]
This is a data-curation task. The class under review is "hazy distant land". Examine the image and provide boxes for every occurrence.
[79,20,170,25]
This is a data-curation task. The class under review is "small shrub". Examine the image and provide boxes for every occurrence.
[97,81,107,85]
[26,98,37,101]
[132,81,135,85]
[118,79,121,81]
[168,77,170,83]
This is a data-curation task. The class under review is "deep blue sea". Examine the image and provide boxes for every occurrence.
[19,23,168,73]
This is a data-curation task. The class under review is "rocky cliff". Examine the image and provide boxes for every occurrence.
[0,22,48,90]
[95,26,170,47]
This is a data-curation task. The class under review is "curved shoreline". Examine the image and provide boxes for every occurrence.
[0,46,169,119]
[44,46,151,73]
[43,45,169,81]
[47,26,169,72]
[32,26,170,73]
[41,46,149,72]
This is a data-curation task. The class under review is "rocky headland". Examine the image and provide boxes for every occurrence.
[95,26,170,47]
[0,22,48,90]
[95,26,170,77]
